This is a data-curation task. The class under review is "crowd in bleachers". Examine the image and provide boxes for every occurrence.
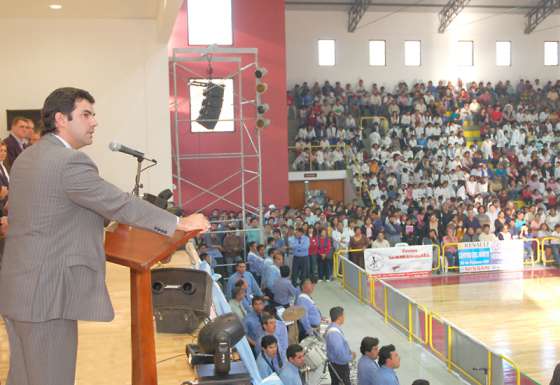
[285,78,560,266]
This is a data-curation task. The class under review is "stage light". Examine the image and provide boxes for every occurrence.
[256,118,271,129]
[256,82,268,94]
[257,103,269,114]
[255,67,268,79]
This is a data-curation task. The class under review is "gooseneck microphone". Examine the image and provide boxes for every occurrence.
[108,141,157,163]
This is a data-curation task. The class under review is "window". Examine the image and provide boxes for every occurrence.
[544,41,559,66]
[318,40,335,66]
[189,79,234,133]
[404,41,421,66]
[369,40,386,66]
[187,0,232,45]
[456,40,474,66]
[496,41,511,66]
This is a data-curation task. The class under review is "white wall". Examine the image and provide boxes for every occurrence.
[286,10,560,88]
[0,18,172,194]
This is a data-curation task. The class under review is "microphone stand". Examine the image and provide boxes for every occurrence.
[133,157,143,197]
[132,156,157,197]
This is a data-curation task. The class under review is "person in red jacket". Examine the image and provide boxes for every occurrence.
[308,227,319,279]
[317,228,332,281]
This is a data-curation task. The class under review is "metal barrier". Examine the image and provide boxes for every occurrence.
[332,249,534,385]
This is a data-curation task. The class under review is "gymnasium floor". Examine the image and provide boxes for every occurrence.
[391,269,560,385]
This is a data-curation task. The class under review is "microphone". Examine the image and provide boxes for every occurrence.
[109,142,156,163]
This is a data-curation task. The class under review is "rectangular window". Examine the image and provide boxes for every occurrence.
[189,79,234,133]
[496,41,511,66]
[187,0,232,45]
[457,40,474,66]
[369,40,386,66]
[404,40,421,66]
[544,41,559,66]
[318,40,335,66]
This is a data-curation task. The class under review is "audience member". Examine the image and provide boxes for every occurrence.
[325,306,354,385]
[357,336,380,385]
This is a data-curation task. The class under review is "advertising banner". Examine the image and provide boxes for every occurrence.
[364,245,433,278]
[458,240,524,273]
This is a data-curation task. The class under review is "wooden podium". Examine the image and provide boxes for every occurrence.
[105,223,197,385]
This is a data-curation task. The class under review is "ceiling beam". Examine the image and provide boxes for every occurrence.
[347,0,369,32]
[525,0,560,34]
[438,0,471,33]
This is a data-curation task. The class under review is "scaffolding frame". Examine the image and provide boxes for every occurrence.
[170,47,264,234]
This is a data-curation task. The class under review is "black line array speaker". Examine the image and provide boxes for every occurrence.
[196,82,224,130]
[151,268,213,334]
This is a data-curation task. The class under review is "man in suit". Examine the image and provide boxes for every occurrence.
[3,116,30,170]
[0,87,210,385]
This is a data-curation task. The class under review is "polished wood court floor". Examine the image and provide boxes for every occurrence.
[395,270,560,385]
[0,252,197,385]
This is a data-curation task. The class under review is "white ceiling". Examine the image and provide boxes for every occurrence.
[0,0,162,19]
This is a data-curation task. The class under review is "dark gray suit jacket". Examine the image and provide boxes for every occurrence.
[0,134,177,322]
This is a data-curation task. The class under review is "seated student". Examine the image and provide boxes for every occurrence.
[244,296,266,348]
[226,261,262,299]
[271,265,300,307]
[279,344,306,385]
[357,337,380,385]
[372,345,401,385]
[228,285,248,320]
[256,335,283,378]
[256,313,289,361]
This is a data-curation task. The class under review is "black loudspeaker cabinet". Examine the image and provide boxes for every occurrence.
[151,268,213,334]
[196,83,224,130]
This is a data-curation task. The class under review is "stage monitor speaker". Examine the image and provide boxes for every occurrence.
[196,82,224,130]
[151,268,212,333]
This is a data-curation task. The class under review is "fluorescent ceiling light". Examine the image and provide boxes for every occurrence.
[49,4,63,10]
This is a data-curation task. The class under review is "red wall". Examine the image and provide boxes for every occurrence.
[168,0,288,213]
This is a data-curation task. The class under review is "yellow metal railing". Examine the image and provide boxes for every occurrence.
[359,115,389,133]
[540,236,560,266]
[334,251,534,385]
[501,354,521,385]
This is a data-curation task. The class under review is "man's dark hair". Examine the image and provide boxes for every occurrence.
[263,304,278,318]
[329,306,344,322]
[360,336,379,355]
[261,313,276,327]
[10,116,27,131]
[300,277,317,289]
[236,261,246,268]
[286,344,303,359]
[280,265,290,278]
[261,334,278,350]
[198,252,209,261]
[378,344,396,366]
[412,380,430,385]
[252,295,264,306]
[248,241,257,249]
[41,87,95,135]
